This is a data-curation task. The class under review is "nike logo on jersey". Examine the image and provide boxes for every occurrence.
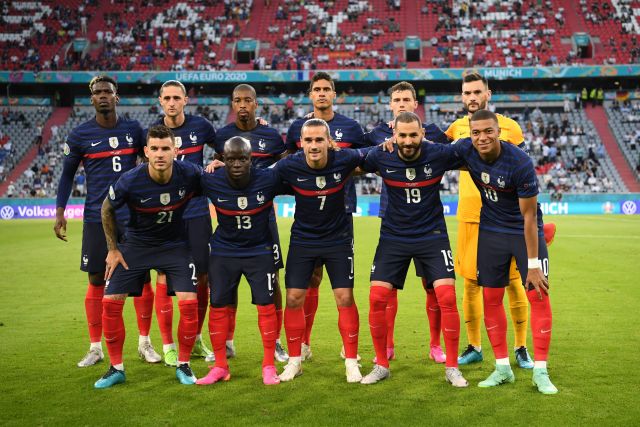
[296,178,309,182]
[385,169,397,173]
[217,198,229,202]
[140,198,152,203]
[447,268,454,272]
[91,141,102,147]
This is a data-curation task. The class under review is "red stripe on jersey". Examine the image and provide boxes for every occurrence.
[133,193,194,213]
[178,145,204,155]
[291,179,347,196]
[471,178,515,193]
[296,141,353,149]
[251,152,274,158]
[215,200,273,216]
[383,175,443,188]
[84,148,138,159]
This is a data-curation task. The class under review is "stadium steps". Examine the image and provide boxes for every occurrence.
[585,106,640,192]
[0,107,72,196]
[244,0,269,39]
[563,0,584,35]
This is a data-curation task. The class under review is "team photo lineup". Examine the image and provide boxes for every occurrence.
[52,71,560,394]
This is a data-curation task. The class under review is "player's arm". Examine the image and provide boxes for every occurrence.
[54,141,82,241]
[519,195,548,299]
[101,197,128,280]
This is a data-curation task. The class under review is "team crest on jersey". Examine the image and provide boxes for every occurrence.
[481,172,490,184]
[258,139,266,151]
[189,132,198,143]
[160,193,171,205]
[424,165,432,178]
[125,133,133,144]
[256,192,265,204]
[334,129,343,140]
[178,188,186,199]
[333,173,342,182]
[174,136,182,148]
[497,176,506,188]
[316,176,326,189]
[82,255,88,266]
[406,168,416,181]
[109,137,119,148]
[63,143,70,156]
[237,196,248,209]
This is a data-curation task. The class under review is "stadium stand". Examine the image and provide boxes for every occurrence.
[604,99,640,180]
[1,0,638,72]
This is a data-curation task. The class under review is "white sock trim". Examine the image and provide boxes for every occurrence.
[534,361,547,369]
[113,363,124,371]
[138,335,150,345]
[163,343,176,353]
[90,342,103,350]
[496,357,510,366]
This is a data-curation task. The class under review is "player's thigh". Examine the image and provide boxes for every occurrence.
[159,246,198,294]
[184,215,212,275]
[105,244,149,296]
[268,213,284,270]
[209,255,243,305]
[477,229,512,288]
[370,239,412,289]
[323,244,355,289]
[81,222,125,273]
[454,221,479,280]
[415,237,456,287]
[512,234,550,290]
[284,244,319,289]
[243,254,277,305]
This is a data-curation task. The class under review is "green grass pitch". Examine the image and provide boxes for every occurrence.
[1,215,639,426]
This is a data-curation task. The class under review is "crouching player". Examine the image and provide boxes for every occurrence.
[95,125,202,388]
[197,136,287,386]
[360,112,467,387]
[453,110,557,394]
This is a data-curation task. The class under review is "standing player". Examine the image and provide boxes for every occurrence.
[447,73,537,368]
[214,84,288,362]
[364,81,449,364]
[95,125,202,388]
[151,80,216,366]
[452,110,557,394]
[285,72,367,360]
[197,137,286,386]
[360,112,467,387]
[54,75,161,367]
[276,119,367,383]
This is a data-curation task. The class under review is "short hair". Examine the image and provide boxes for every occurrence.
[223,136,252,153]
[160,80,186,96]
[469,109,498,124]
[232,84,257,100]
[146,124,175,144]
[89,75,117,93]
[301,118,331,140]
[309,71,335,92]
[389,81,416,100]
[394,111,422,129]
[462,72,489,89]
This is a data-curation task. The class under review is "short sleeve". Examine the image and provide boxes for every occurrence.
[361,148,379,173]
[515,161,539,198]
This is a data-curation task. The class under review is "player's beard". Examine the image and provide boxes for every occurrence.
[464,99,487,114]
[398,143,421,161]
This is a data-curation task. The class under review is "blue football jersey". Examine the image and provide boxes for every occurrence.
[150,114,216,219]
[215,123,285,169]
[452,138,544,235]
[364,121,450,218]
[274,149,365,246]
[202,167,285,257]
[57,117,144,223]
[108,161,203,246]
[362,142,463,241]
[286,113,367,213]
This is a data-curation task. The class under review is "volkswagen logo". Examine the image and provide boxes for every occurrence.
[621,200,637,215]
[0,206,15,220]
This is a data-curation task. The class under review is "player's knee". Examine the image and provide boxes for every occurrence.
[88,273,105,287]
[286,292,305,309]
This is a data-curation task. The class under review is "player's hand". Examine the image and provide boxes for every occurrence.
[257,117,269,126]
[304,112,314,119]
[381,136,396,152]
[525,268,549,300]
[54,215,68,242]
[205,159,225,173]
[387,120,394,129]
[105,249,128,281]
